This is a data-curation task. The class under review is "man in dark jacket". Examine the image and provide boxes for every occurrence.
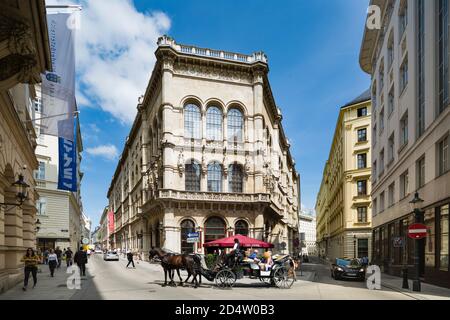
[126,251,135,268]
[74,249,88,276]
[55,247,63,268]
[65,248,73,267]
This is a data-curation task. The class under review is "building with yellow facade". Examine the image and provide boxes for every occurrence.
[316,91,372,261]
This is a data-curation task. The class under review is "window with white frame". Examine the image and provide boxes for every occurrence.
[184,104,201,139]
[400,111,408,147]
[206,106,222,141]
[400,58,408,93]
[227,108,244,142]
[400,170,409,199]
[36,197,47,215]
[438,135,449,176]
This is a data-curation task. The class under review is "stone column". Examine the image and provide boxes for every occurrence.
[21,202,35,250]
[252,67,266,193]
[162,207,178,252]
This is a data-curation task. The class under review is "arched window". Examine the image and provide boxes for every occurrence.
[184,104,201,139]
[206,106,222,140]
[180,219,195,254]
[227,108,243,142]
[235,220,249,236]
[185,160,201,191]
[228,163,243,193]
[204,217,226,243]
[207,162,222,192]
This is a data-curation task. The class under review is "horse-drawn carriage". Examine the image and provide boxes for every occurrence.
[199,253,296,289]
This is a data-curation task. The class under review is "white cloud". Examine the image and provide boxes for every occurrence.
[85,144,119,161]
[47,0,171,123]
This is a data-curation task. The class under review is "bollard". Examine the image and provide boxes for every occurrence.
[402,267,409,289]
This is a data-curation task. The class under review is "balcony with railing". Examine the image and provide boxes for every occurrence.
[157,35,268,64]
[153,189,270,203]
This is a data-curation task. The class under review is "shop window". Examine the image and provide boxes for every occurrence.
[425,209,436,268]
[440,204,449,271]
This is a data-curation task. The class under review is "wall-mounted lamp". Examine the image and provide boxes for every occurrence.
[0,174,29,207]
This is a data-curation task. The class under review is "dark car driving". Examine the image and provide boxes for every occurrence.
[331,258,366,281]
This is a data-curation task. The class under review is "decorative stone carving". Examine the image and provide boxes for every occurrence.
[222,152,228,177]
[244,154,251,177]
[177,150,185,176]
[173,61,253,84]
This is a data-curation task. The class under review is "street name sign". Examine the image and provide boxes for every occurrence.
[408,223,427,240]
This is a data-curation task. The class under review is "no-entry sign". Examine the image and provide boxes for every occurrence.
[408,223,428,240]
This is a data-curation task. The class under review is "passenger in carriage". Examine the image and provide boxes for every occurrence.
[259,251,274,271]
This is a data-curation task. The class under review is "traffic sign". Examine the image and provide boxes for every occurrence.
[82,238,89,245]
[186,237,199,243]
[187,232,199,238]
[393,237,405,248]
[408,223,427,240]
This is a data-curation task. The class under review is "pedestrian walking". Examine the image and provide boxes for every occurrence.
[43,249,49,265]
[65,247,73,267]
[47,249,58,277]
[74,248,88,276]
[126,250,135,268]
[55,247,62,268]
[20,248,40,291]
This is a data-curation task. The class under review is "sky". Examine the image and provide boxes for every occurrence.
[49,0,371,227]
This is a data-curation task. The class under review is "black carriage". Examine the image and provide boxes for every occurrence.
[200,254,296,289]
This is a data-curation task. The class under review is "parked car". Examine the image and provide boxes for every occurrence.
[103,250,119,261]
[331,258,366,281]
[95,249,103,254]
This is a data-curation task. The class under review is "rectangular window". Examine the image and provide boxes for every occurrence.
[357,128,367,142]
[373,198,378,215]
[380,191,385,213]
[379,62,384,90]
[399,0,408,38]
[357,239,369,258]
[400,58,408,93]
[425,208,436,267]
[379,149,385,176]
[372,84,377,109]
[388,87,394,115]
[36,197,47,215]
[400,112,408,147]
[416,156,426,189]
[388,183,395,207]
[373,160,377,182]
[357,180,367,196]
[34,98,43,113]
[400,170,409,199]
[379,108,385,134]
[34,161,45,180]
[438,0,449,115]
[438,135,449,176]
[357,207,368,223]
[373,124,377,146]
[440,204,449,271]
[357,153,367,169]
[388,133,395,163]
[357,107,368,117]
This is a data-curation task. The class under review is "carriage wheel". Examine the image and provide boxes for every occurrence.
[214,269,236,289]
[273,267,295,289]
[259,277,274,286]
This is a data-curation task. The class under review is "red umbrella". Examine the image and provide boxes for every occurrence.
[203,234,274,248]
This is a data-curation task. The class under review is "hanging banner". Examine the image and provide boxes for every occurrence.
[41,12,76,141]
[108,211,115,234]
[57,123,77,191]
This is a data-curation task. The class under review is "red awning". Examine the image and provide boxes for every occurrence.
[203,234,274,248]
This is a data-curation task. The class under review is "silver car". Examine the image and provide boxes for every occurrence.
[103,250,119,261]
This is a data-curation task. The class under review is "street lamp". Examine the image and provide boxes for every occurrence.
[35,219,41,232]
[409,192,424,292]
[0,174,30,207]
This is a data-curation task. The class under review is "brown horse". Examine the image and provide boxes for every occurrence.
[148,248,202,288]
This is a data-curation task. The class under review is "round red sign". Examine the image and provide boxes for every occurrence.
[408,223,428,240]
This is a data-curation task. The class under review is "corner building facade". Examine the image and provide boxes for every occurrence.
[360,0,450,288]
[316,92,372,262]
[107,36,300,256]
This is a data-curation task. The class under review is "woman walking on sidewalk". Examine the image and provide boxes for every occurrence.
[47,249,58,277]
[20,248,40,291]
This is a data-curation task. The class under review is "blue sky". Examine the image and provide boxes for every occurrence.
[74,0,371,227]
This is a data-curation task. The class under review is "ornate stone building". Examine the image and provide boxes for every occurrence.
[316,91,372,261]
[0,0,51,292]
[107,36,300,256]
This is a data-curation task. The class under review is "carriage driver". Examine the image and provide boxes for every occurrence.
[225,238,241,267]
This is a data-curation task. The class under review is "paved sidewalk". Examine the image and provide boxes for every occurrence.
[379,273,450,300]
[0,262,93,300]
